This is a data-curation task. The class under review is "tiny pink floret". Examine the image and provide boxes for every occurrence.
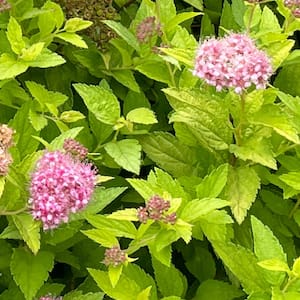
[29,150,97,230]
[193,33,273,93]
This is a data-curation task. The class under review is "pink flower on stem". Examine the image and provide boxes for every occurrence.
[63,138,88,160]
[103,246,126,267]
[137,195,177,225]
[29,150,97,230]
[193,33,273,94]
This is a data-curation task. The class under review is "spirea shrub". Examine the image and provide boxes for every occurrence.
[2,0,300,299]
[29,150,97,230]
[193,33,273,93]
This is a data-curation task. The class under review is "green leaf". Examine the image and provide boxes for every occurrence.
[38,1,64,36]
[6,17,25,55]
[73,187,127,219]
[183,0,203,10]
[231,0,246,28]
[103,20,140,52]
[180,198,230,223]
[225,166,260,224]
[196,164,228,199]
[63,291,104,300]
[277,91,300,116]
[149,244,172,267]
[123,263,157,300]
[0,54,28,80]
[10,249,54,300]
[279,172,300,191]
[128,168,188,202]
[220,0,240,33]
[20,42,45,61]
[104,139,141,174]
[55,32,88,48]
[0,176,5,199]
[166,12,202,32]
[26,81,68,115]
[88,268,142,300]
[63,17,93,32]
[137,287,152,300]
[164,88,232,151]
[60,110,85,123]
[86,214,137,239]
[12,214,40,255]
[110,70,140,92]
[108,265,123,288]
[152,257,187,297]
[194,279,244,300]
[108,208,139,221]
[251,216,286,286]
[50,127,83,149]
[157,0,176,26]
[274,64,300,96]
[82,229,119,247]
[11,102,40,159]
[211,241,269,294]
[267,39,294,70]
[159,47,195,67]
[28,49,66,68]
[229,135,277,169]
[138,132,197,178]
[29,109,48,131]
[74,83,120,125]
[292,257,300,277]
[135,61,173,85]
[259,6,281,33]
[257,259,290,273]
[126,108,157,125]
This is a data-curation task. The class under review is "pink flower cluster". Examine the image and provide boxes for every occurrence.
[136,16,162,43]
[193,33,273,94]
[63,138,88,160]
[284,0,300,17]
[0,0,11,13]
[137,195,177,225]
[103,246,126,267]
[29,150,97,230]
[0,124,14,176]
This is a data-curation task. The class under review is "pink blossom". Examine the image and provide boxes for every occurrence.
[29,150,97,230]
[137,195,177,225]
[193,33,273,94]
[136,16,162,43]
[63,138,88,160]
[0,152,12,176]
[103,246,126,267]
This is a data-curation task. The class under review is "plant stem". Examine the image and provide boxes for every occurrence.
[289,196,300,219]
[0,206,27,215]
[282,275,298,293]
[246,3,256,33]
[234,93,246,146]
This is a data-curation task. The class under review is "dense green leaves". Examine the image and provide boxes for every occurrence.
[73,83,120,125]
[139,132,198,178]
[211,241,269,294]
[164,88,232,151]
[225,166,260,224]
[104,139,142,174]
[10,249,54,300]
